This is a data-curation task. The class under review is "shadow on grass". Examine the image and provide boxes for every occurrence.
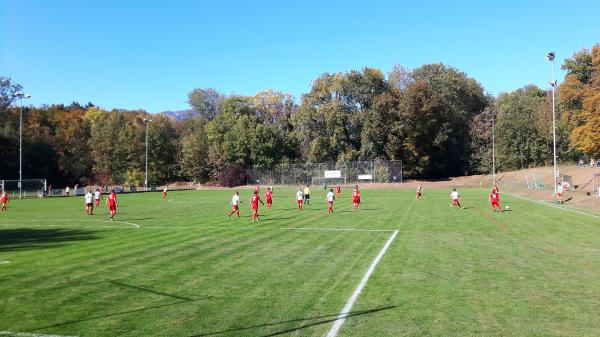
[0,228,99,252]
[190,305,396,337]
[31,296,213,332]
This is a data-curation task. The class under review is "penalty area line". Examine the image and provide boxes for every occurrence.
[0,219,140,229]
[509,193,600,220]
[326,229,399,337]
[0,261,10,265]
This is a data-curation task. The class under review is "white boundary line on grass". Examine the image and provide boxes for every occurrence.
[0,331,78,337]
[0,222,394,233]
[0,219,139,228]
[508,193,600,220]
[325,229,399,337]
[0,261,10,265]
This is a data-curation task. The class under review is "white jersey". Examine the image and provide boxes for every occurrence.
[557,185,563,193]
[85,193,93,204]
[94,191,100,200]
[451,191,459,200]
[416,186,422,192]
[231,195,240,206]
[163,188,168,193]
[296,191,304,201]
[326,191,335,202]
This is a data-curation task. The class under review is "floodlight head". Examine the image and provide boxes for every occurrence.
[24,94,31,98]
[550,80,558,88]
[14,92,23,97]
[546,52,556,61]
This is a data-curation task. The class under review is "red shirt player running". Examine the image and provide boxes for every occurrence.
[336,184,341,198]
[250,191,264,222]
[106,189,118,221]
[490,189,503,212]
[265,187,273,209]
[1,192,8,212]
[352,185,361,211]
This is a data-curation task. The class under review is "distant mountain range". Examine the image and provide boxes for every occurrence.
[159,109,197,121]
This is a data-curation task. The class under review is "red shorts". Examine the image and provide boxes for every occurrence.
[557,193,563,197]
[491,201,499,206]
[251,205,258,211]
[328,201,333,206]
[266,198,272,204]
[297,200,303,205]
[109,204,116,211]
[232,205,239,211]
[353,198,359,204]
[416,192,421,197]
[452,199,459,205]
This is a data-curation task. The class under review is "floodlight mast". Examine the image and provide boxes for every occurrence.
[546,52,558,195]
[13,92,32,198]
[143,118,153,191]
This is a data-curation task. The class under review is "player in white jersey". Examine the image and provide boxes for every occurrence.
[416,185,422,200]
[296,188,304,211]
[556,182,564,204]
[228,191,241,218]
[326,189,335,213]
[450,188,463,209]
[94,189,101,207]
[85,190,94,215]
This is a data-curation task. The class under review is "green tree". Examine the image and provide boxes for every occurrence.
[187,88,223,121]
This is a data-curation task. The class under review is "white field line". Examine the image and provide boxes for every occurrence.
[0,331,78,337]
[508,193,600,220]
[0,219,139,228]
[0,222,395,233]
[326,230,399,337]
[0,261,10,265]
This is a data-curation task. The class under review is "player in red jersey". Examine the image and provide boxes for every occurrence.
[255,184,260,194]
[335,184,341,198]
[106,189,118,221]
[490,189,503,212]
[250,190,264,222]
[1,191,8,212]
[265,187,273,209]
[352,185,361,211]
[228,191,241,218]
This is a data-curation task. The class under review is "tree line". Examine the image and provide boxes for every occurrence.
[1,43,598,186]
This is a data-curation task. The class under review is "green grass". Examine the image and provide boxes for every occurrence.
[1,188,599,337]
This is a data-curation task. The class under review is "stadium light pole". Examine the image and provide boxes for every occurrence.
[546,52,558,195]
[14,92,31,199]
[143,118,153,191]
[492,110,496,186]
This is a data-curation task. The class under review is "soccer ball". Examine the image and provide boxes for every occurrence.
[505,205,510,210]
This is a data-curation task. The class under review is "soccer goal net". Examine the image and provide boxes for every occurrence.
[0,179,47,198]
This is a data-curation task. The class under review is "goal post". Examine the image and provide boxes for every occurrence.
[0,179,47,198]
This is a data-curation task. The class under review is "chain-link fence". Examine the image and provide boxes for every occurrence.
[246,160,403,186]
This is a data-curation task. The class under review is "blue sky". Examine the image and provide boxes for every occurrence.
[1,0,599,113]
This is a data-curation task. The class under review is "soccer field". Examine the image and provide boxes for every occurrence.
[1,188,599,337]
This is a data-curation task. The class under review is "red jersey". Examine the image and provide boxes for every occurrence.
[336,185,341,192]
[352,190,360,201]
[490,192,499,203]
[1,194,7,202]
[107,193,117,206]
[255,185,260,192]
[265,190,273,200]
[251,195,261,208]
